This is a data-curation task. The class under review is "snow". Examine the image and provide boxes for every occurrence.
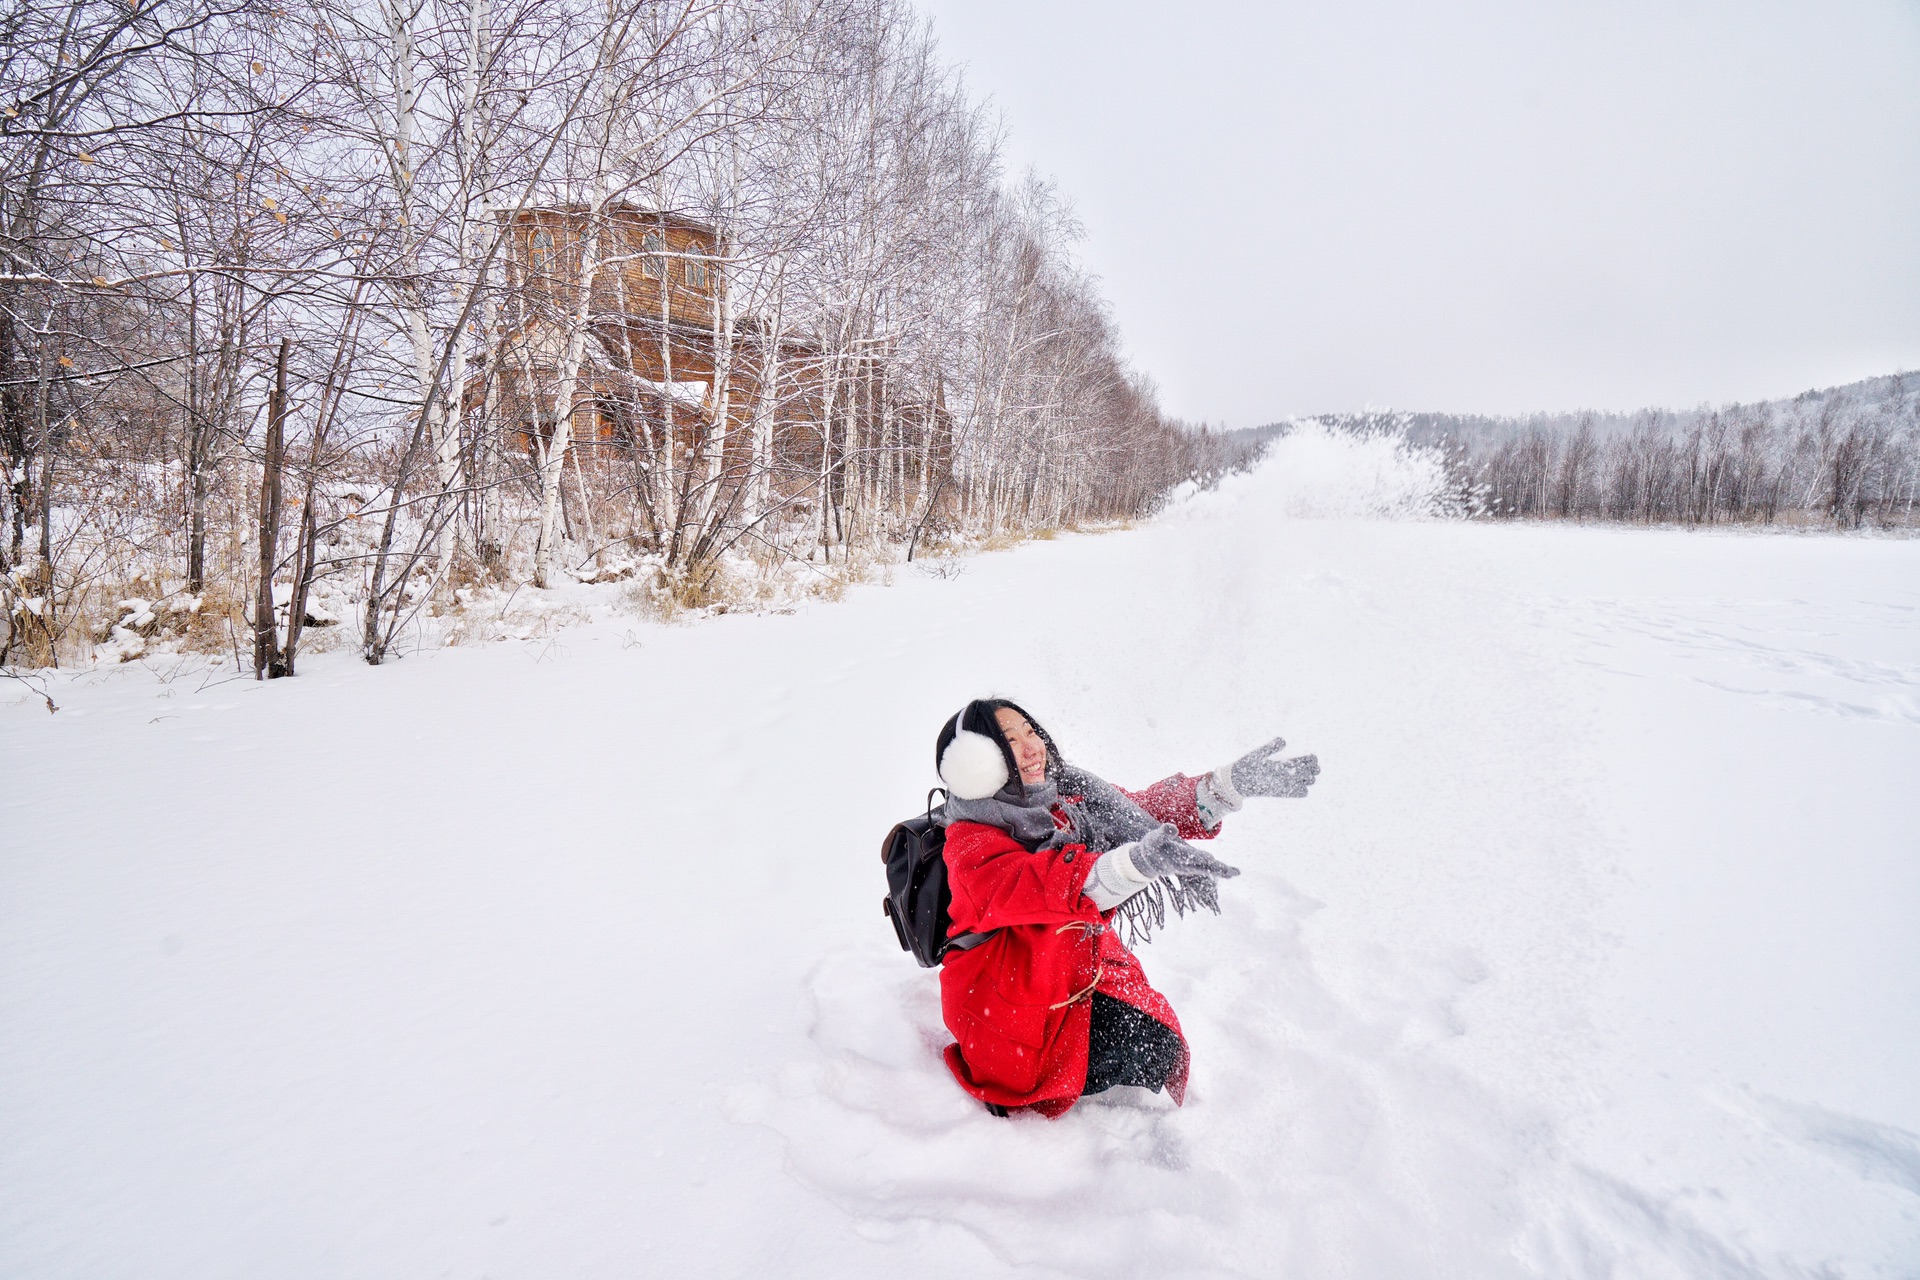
[4,434,1917,1277]
[632,376,712,407]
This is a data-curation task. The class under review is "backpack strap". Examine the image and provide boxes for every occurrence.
[925,784,999,956]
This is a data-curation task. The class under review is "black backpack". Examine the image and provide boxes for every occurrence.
[880,788,997,967]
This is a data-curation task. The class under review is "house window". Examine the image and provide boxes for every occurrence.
[686,251,708,290]
[641,231,665,278]
[527,228,555,278]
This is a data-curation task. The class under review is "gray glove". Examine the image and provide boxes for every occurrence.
[1227,736,1321,799]
[1130,822,1241,883]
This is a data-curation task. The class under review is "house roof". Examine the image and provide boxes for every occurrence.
[504,202,718,238]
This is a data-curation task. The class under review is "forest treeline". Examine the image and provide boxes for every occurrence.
[1,0,1255,672]
[1301,373,1920,528]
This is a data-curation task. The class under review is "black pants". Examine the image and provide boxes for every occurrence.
[1081,992,1183,1097]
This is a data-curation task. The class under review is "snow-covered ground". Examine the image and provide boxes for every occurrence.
[4,432,1918,1278]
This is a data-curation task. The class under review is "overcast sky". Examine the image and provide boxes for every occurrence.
[914,0,1920,425]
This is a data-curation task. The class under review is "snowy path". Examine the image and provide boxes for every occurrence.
[5,447,1918,1277]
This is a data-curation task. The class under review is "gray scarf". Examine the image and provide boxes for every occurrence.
[937,764,1222,945]
[937,778,1065,848]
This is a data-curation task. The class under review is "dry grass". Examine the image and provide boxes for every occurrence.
[3,561,59,668]
[972,520,1109,554]
[3,511,1146,672]
[177,582,247,655]
[614,577,675,622]
[4,560,248,667]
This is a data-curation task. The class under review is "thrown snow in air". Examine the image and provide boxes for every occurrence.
[4,433,1917,1277]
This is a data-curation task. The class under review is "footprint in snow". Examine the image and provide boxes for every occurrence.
[1756,1096,1920,1197]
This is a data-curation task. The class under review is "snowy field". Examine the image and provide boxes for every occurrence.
[4,432,1918,1278]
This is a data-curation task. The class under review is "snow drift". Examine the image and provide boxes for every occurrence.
[1235,420,1469,520]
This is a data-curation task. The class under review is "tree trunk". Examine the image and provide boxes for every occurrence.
[253,337,289,679]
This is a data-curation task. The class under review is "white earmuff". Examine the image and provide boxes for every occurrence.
[939,713,1010,800]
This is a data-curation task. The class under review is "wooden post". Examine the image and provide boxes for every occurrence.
[253,337,289,679]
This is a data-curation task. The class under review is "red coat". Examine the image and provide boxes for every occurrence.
[938,773,1223,1117]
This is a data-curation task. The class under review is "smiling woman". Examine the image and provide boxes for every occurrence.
[926,697,1319,1116]
[993,706,1049,785]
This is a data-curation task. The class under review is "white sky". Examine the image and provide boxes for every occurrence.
[914,0,1920,424]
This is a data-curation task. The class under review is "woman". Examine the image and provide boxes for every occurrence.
[933,698,1320,1117]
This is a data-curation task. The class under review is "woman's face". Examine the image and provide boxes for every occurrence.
[994,707,1050,786]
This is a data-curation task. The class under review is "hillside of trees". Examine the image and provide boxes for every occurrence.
[1294,373,1919,528]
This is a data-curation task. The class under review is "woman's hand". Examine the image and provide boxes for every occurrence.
[1226,736,1321,799]
[1084,824,1240,913]
[1130,823,1241,882]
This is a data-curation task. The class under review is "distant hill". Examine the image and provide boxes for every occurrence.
[1248,373,1918,528]
[1270,372,1915,450]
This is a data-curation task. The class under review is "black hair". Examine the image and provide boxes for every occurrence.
[934,697,1062,787]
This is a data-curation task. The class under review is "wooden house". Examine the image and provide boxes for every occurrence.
[470,203,950,519]
[478,206,749,450]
